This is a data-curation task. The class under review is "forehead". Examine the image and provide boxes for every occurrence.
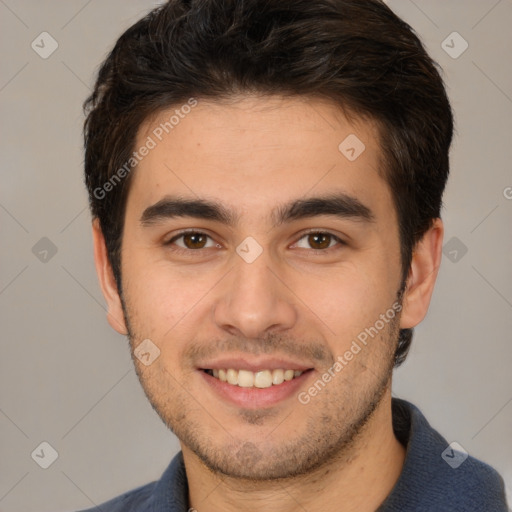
[128,95,392,223]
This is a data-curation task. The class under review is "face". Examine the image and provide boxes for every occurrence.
[113,95,406,479]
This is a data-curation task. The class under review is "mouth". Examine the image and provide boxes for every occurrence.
[197,356,315,409]
[202,368,310,389]
[199,363,315,409]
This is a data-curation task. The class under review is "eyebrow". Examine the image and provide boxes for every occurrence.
[140,193,375,227]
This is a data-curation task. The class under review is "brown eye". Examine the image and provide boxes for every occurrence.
[294,232,342,251]
[307,233,332,250]
[182,232,208,249]
[169,231,216,250]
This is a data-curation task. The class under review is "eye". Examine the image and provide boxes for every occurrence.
[167,231,218,250]
[164,230,344,254]
[294,232,344,251]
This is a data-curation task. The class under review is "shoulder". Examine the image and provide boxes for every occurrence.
[426,450,508,511]
[381,399,509,511]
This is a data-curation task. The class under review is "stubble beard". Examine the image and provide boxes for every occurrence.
[121,289,401,482]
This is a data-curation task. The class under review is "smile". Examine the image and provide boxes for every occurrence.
[203,368,305,389]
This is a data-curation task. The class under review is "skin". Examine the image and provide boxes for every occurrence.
[93,95,444,512]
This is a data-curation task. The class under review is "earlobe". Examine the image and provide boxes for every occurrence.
[399,219,444,329]
[92,219,129,335]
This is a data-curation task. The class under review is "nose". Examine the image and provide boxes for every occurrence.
[212,248,298,339]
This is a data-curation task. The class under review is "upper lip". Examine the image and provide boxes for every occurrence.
[197,356,314,372]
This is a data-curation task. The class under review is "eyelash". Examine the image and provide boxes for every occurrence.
[165,229,346,255]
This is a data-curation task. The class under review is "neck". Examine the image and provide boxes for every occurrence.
[183,390,405,512]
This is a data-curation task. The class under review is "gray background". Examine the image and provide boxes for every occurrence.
[1,1,511,510]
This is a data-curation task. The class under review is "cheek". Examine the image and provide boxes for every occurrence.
[121,254,215,338]
[297,260,397,344]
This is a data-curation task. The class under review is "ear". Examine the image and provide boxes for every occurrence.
[92,219,128,335]
[400,218,444,329]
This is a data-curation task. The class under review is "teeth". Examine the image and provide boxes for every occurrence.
[254,370,273,388]
[284,369,295,381]
[238,370,254,388]
[227,369,238,385]
[272,369,284,385]
[208,368,304,388]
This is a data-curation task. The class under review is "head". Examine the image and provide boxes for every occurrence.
[85,0,452,480]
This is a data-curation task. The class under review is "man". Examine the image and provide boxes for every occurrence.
[81,0,509,510]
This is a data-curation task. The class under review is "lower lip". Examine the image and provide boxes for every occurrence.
[199,370,314,409]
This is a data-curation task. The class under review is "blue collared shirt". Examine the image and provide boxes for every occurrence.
[77,399,509,511]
